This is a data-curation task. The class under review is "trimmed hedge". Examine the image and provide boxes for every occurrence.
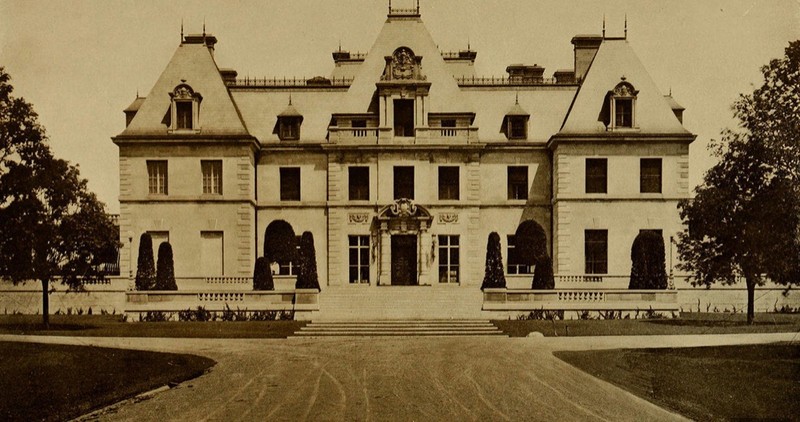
[482,232,506,289]
[252,256,273,291]
[135,233,156,291]
[155,242,177,290]
[296,231,320,290]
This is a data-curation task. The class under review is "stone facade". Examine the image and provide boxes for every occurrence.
[113,7,696,297]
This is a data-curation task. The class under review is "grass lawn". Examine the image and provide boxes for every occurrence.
[555,343,800,421]
[0,341,215,422]
[0,314,305,338]
[493,312,800,337]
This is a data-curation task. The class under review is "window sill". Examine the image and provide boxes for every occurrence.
[168,128,201,134]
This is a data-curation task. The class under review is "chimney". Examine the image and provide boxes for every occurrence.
[571,35,602,82]
[219,69,238,85]
[183,33,218,54]
[506,64,545,83]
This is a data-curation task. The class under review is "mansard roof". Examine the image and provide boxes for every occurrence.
[559,39,692,137]
[118,41,249,138]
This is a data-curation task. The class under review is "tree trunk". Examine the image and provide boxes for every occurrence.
[41,278,50,329]
[746,276,755,325]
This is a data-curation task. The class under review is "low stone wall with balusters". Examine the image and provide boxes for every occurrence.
[124,289,319,321]
[482,288,679,319]
[1,277,130,315]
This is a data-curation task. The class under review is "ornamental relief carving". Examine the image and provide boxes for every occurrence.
[348,213,370,224]
[392,47,416,80]
[438,213,459,224]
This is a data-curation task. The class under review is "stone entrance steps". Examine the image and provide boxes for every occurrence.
[293,320,505,337]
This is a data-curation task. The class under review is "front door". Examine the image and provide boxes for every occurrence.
[391,235,417,285]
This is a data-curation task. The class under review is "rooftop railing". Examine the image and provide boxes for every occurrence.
[456,76,576,86]
[227,76,353,88]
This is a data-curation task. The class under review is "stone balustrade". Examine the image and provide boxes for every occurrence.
[482,288,679,313]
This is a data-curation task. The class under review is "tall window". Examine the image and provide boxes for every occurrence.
[608,79,638,129]
[585,158,607,194]
[200,231,223,276]
[614,99,633,128]
[147,160,168,195]
[348,167,369,201]
[348,235,370,284]
[640,158,662,193]
[585,230,608,274]
[394,166,414,199]
[201,160,222,195]
[507,166,528,200]
[280,167,301,201]
[438,235,460,283]
[506,235,532,275]
[438,166,460,200]
[176,101,193,130]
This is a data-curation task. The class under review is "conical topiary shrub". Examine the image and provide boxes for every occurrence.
[481,232,506,290]
[296,231,320,290]
[253,256,273,291]
[532,255,555,289]
[629,231,668,289]
[135,233,156,290]
[155,242,177,290]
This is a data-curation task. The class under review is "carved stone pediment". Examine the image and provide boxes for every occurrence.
[382,47,425,81]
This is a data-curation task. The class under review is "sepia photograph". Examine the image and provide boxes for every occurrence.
[1,0,798,420]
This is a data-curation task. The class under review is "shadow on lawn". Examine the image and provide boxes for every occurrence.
[646,319,790,327]
[0,322,99,332]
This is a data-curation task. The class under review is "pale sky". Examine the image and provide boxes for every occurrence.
[1,0,798,213]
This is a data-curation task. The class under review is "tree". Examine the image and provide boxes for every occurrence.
[677,41,800,324]
[296,231,320,290]
[135,233,156,290]
[629,231,668,289]
[481,232,506,289]
[514,220,554,289]
[0,67,119,327]
[252,256,273,290]
[263,220,297,266]
[154,242,177,290]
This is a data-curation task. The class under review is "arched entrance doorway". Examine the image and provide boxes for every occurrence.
[375,199,433,286]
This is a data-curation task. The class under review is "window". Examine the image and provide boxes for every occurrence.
[279,117,301,140]
[348,235,370,283]
[147,160,168,195]
[280,167,301,201]
[585,158,607,194]
[640,158,662,193]
[507,116,528,140]
[394,166,414,199]
[438,167,459,200]
[507,235,532,274]
[201,160,222,195]
[169,84,201,132]
[615,98,633,128]
[585,230,608,274]
[438,235,460,283]
[176,102,192,129]
[393,99,414,137]
[348,167,369,201]
[507,166,528,200]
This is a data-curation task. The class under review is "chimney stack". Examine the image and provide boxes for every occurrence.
[571,35,602,82]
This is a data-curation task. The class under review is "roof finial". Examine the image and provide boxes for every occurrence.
[288,93,292,106]
[602,15,606,38]
[669,86,672,96]
[202,18,206,45]
[136,89,139,98]
[416,0,420,13]
[388,0,391,14]
[515,91,519,105]
[624,14,628,39]
[338,39,342,52]
[467,34,471,51]
[180,19,184,43]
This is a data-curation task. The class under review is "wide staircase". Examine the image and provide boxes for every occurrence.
[293,286,503,337]
[294,320,504,337]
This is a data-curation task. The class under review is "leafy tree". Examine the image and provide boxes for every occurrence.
[135,233,156,290]
[0,67,119,327]
[154,242,177,290]
[629,231,668,289]
[677,41,800,324]
[263,220,297,266]
[252,256,273,290]
[514,220,554,289]
[481,232,506,289]
[296,231,320,290]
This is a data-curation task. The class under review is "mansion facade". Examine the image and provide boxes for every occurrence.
[114,6,694,293]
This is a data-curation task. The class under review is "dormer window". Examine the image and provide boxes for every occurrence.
[169,83,201,132]
[607,78,638,129]
[275,98,303,141]
[503,98,530,140]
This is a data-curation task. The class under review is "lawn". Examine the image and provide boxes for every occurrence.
[493,312,800,337]
[0,341,215,422]
[0,314,305,338]
[555,343,800,421]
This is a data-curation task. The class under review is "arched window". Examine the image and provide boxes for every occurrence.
[608,77,638,129]
[169,83,202,132]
